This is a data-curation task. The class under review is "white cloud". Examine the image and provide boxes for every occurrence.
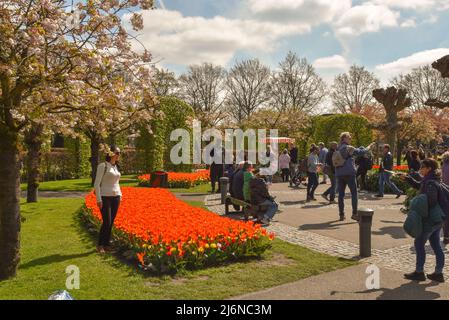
[401,19,416,28]
[313,55,349,70]
[370,0,449,11]
[248,0,351,28]
[129,10,302,66]
[334,3,400,36]
[129,1,354,67]
[375,48,449,80]
[314,55,350,84]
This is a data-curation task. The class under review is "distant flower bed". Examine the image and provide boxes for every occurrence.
[82,187,273,272]
[372,165,409,172]
[138,170,210,188]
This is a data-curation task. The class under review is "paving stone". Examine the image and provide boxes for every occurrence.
[205,188,449,278]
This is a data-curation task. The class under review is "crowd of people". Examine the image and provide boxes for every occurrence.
[214,132,449,282]
[90,137,449,283]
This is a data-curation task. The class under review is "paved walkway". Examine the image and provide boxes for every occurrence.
[231,264,449,300]
[205,182,449,300]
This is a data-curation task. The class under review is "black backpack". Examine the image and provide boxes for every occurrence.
[439,183,449,220]
[428,180,449,221]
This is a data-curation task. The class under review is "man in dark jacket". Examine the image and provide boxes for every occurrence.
[356,152,372,191]
[229,161,244,211]
[376,144,403,198]
[322,142,337,203]
[231,162,245,202]
[250,170,278,225]
[209,149,224,193]
[289,144,299,186]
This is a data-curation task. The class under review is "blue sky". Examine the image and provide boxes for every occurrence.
[133,0,449,84]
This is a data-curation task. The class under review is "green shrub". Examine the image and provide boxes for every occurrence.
[364,171,410,193]
[312,114,373,147]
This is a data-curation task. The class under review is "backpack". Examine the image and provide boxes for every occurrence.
[427,180,449,221]
[332,150,346,168]
[438,182,449,220]
[298,158,308,173]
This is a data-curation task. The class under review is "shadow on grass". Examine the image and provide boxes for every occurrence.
[19,251,95,270]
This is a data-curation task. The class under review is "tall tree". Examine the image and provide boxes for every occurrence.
[178,63,226,127]
[331,65,380,114]
[226,59,271,125]
[425,55,449,109]
[153,68,178,97]
[0,0,154,280]
[393,65,449,111]
[269,52,326,113]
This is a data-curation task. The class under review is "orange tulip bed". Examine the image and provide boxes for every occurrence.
[138,170,210,188]
[82,187,274,272]
[372,165,409,172]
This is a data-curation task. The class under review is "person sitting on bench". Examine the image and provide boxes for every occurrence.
[230,161,245,211]
[250,169,279,225]
[243,161,254,203]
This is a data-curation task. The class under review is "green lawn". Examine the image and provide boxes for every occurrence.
[0,198,356,300]
[170,183,212,194]
[20,176,213,194]
[20,175,139,192]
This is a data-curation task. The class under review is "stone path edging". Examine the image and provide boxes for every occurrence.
[205,194,449,277]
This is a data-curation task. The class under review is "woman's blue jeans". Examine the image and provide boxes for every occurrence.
[261,200,279,221]
[414,224,445,274]
[337,175,358,216]
[323,174,337,201]
[378,172,402,196]
[307,172,319,199]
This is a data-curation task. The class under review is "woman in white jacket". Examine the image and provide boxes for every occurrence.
[94,145,122,253]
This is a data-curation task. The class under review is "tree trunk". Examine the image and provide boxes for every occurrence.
[74,138,80,179]
[396,139,404,166]
[0,126,21,280]
[90,135,101,186]
[24,124,44,203]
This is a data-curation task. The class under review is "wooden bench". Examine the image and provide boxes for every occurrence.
[225,196,269,221]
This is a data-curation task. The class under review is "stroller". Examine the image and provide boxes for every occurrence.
[290,158,308,188]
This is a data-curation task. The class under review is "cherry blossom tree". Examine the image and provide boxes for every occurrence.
[0,0,154,280]
[73,55,157,185]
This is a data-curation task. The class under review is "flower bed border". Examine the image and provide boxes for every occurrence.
[81,188,274,274]
[138,170,210,189]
